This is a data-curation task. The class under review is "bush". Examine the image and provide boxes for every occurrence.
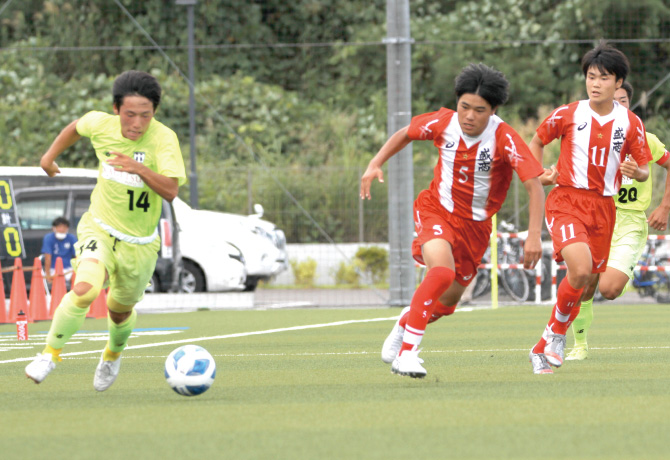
[289,258,317,287]
[355,246,388,285]
[334,261,360,286]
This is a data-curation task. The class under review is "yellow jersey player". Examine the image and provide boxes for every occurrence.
[567,81,670,360]
[26,71,186,390]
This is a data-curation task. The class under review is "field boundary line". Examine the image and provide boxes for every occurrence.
[0,315,398,364]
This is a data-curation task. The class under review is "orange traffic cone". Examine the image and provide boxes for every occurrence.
[0,259,8,324]
[87,287,108,319]
[9,258,29,323]
[28,257,49,321]
[49,258,67,318]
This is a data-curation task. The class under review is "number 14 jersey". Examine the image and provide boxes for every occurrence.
[76,111,186,240]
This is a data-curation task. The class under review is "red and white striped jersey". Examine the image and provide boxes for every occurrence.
[537,100,652,196]
[408,108,543,221]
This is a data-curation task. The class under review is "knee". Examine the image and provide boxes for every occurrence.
[71,282,101,307]
[567,271,592,289]
[600,285,623,300]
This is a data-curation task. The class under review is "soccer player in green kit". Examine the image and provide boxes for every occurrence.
[26,71,186,391]
[566,81,670,360]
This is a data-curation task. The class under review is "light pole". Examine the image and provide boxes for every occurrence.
[176,0,198,209]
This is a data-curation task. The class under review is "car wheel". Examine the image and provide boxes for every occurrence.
[144,273,160,293]
[244,276,259,292]
[180,260,206,293]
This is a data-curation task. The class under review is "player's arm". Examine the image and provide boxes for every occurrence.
[647,159,670,231]
[528,134,558,186]
[620,158,649,182]
[521,176,544,269]
[43,254,52,282]
[106,153,179,202]
[360,125,412,199]
[40,119,82,177]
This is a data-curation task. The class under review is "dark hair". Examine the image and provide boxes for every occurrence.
[52,217,70,228]
[620,80,634,101]
[581,42,629,82]
[112,70,162,111]
[454,63,509,108]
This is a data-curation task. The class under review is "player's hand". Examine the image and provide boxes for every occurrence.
[360,164,384,200]
[539,165,558,186]
[106,151,142,174]
[40,158,61,177]
[522,235,542,269]
[620,158,639,179]
[647,206,670,231]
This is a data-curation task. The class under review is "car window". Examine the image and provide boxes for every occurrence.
[16,195,67,230]
[73,193,92,229]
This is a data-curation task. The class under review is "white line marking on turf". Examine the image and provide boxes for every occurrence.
[0,316,397,364]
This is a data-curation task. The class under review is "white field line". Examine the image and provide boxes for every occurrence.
[0,316,397,364]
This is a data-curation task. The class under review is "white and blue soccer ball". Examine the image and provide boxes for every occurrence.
[164,344,216,396]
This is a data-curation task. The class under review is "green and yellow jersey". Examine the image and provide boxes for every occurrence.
[76,111,186,240]
[617,132,669,212]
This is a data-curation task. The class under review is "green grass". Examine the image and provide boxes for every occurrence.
[1,304,669,460]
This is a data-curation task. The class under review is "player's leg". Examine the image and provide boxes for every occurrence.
[566,276,598,361]
[93,297,136,392]
[25,256,107,383]
[568,208,640,360]
[93,239,158,391]
[392,238,456,378]
[381,291,460,364]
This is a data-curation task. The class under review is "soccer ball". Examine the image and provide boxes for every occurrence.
[164,344,216,396]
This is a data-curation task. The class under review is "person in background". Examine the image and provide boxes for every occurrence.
[41,216,77,285]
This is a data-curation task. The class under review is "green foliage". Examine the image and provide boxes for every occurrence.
[334,261,360,286]
[2,0,670,244]
[355,246,388,284]
[289,257,317,286]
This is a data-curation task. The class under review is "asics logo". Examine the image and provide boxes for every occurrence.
[446,140,455,148]
[596,259,605,269]
[424,299,433,306]
[577,122,587,131]
[462,274,473,281]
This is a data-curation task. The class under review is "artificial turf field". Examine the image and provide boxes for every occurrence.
[1,303,669,460]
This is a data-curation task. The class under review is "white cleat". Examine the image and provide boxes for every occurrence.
[93,354,121,392]
[381,306,410,364]
[25,353,56,384]
[544,333,567,368]
[391,349,427,378]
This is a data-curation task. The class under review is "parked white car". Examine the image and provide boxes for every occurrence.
[173,198,288,291]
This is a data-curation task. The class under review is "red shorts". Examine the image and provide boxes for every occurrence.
[412,190,492,286]
[545,187,616,273]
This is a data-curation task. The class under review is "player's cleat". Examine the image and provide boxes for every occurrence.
[566,345,588,361]
[529,350,553,374]
[381,306,410,364]
[93,354,121,392]
[25,353,57,383]
[544,333,567,367]
[391,349,427,378]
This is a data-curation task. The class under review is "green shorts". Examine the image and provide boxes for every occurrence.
[74,212,160,306]
[607,208,648,279]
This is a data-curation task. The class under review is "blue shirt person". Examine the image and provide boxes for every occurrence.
[41,217,77,283]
